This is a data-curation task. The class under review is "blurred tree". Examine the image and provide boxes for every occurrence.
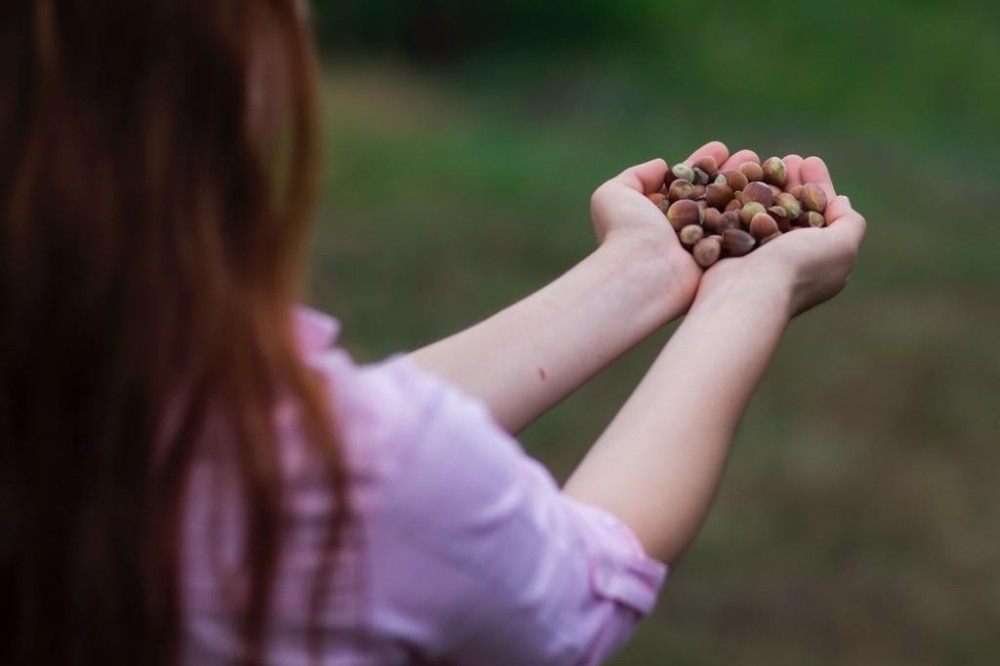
[311,0,642,61]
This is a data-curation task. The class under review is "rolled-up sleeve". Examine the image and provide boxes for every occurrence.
[364,357,667,665]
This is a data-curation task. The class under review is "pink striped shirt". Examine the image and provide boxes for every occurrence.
[181,308,666,664]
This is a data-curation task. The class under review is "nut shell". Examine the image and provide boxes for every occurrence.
[762,156,788,188]
[720,169,749,191]
[804,211,826,227]
[702,208,722,231]
[801,183,828,213]
[671,163,696,183]
[679,224,705,247]
[738,161,765,182]
[668,179,697,202]
[742,181,775,207]
[774,192,802,220]
[705,183,735,209]
[722,228,756,257]
[695,156,719,179]
[749,212,779,240]
[739,201,767,226]
[691,167,711,186]
[692,236,723,268]
[768,205,792,233]
[666,199,702,230]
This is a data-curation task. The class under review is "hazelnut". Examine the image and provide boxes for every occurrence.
[648,192,667,206]
[666,199,702,230]
[691,167,711,186]
[671,163,696,183]
[738,161,764,182]
[762,156,788,188]
[668,179,697,201]
[720,169,749,191]
[702,208,723,231]
[749,212,779,241]
[719,210,742,233]
[742,181,774,207]
[679,224,705,247]
[801,183,828,213]
[694,155,719,179]
[804,211,826,227]
[740,202,767,226]
[693,235,723,268]
[768,205,792,233]
[705,183,735,209]
[722,228,756,257]
[774,192,802,220]
[725,198,742,213]
[787,184,804,199]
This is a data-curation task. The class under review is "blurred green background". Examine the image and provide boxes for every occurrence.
[305,1,1000,664]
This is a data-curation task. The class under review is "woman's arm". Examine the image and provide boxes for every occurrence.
[411,143,761,434]
[564,156,867,564]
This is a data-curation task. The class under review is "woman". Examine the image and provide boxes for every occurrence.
[1,1,865,664]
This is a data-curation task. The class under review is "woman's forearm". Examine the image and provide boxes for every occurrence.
[563,277,792,564]
[410,240,691,433]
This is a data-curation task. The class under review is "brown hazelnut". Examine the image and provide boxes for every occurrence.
[694,155,719,179]
[742,181,774,207]
[691,167,711,186]
[740,202,767,226]
[774,192,802,220]
[693,235,723,268]
[768,205,792,233]
[671,163,696,183]
[668,179,697,201]
[749,212,779,241]
[801,183,828,213]
[705,183,735,209]
[762,156,788,188]
[667,199,702,230]
[738,161,765,182]
[722,228,756,257]
[679,224,705,247]
[702,208,722,231]
[720,169,749,191]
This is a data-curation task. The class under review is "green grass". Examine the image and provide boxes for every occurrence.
[307,4,1000,660]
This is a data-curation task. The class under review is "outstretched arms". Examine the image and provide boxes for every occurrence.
[564,156,867,563]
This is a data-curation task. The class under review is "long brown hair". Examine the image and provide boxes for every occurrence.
[1,1,349,664]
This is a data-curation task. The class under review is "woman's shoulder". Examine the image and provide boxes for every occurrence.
[295,307,515,499]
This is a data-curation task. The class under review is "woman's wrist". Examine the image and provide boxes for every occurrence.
[692,261,796,322]
[595,234,698,326]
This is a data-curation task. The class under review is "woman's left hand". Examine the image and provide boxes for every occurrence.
[589,142,761,313]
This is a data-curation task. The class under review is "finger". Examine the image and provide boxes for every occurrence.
[825,195,867,248]
[800,156,837,200]
[607,158,670,195]
[783,154,804,189]
[682,141,729,168]
[720,149,759,172]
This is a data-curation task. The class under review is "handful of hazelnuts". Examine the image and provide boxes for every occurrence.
[648,156,829,268]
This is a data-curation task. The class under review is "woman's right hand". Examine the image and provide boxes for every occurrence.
[694,155,867,319]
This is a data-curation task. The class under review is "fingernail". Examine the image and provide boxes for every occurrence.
[843,196,852,207]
